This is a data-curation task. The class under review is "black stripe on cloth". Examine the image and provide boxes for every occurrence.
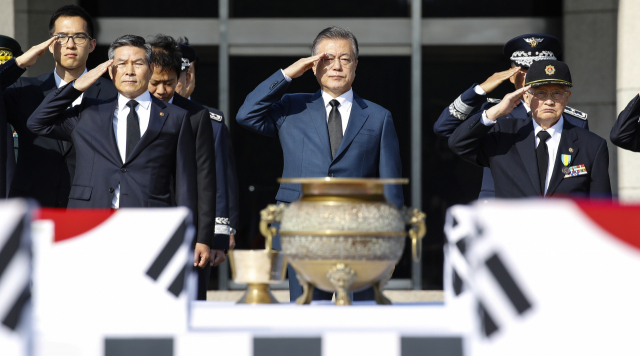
[452,267,464,296]
[254,337,321,356]
[146,220,187,280]
[456,237,467,257]
[2,284,30,331]
[105,338,173,356]
[485,253,532,315]
[401,337,464,356]
[167,266,187,297]
[0,217,25,279]
[477,301,499,337]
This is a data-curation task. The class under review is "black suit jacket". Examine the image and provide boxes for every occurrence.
[27,84,200,235]
[611,95,640,152]
[193,100,240,235]
[1,58,117,207]
[449,113,611,199]
[171,94,224,248]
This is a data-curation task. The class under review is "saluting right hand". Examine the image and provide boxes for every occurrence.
[15,36,59,69]
[282,52,327,79]
[74,59,113,92]
[479,67,522,94]
[485,85,531,121]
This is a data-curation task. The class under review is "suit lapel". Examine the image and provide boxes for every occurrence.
[125,97,168,164]
[333,93,369,161]
[39,72,57,97]
[306,91,333,159]
[546,121,579,196]
[512,101,529,120]
[514,118,542,195]
[101,98,122,165]
[38,72,69,154]
[84,79,102,99]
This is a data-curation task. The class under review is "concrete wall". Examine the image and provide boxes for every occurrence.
[563,0,619,194]
[617,0,640,202]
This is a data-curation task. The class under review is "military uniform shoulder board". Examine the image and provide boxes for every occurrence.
[563,106,587,121]
[487,98,502,104]
[209,112,223,122]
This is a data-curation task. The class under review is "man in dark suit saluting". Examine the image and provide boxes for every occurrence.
[28,35,210,267]
[236,26,403,302]
[449,60,611,199]
[147,34,226,299]
[2,5,117,207]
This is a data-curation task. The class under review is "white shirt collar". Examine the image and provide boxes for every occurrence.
[168,95,174,104]
[321,88,353,109]
[54,68,88,88]
[117,91,152,111]
[533,115,564,139]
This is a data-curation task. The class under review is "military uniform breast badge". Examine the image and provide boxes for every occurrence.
[564,164,587,178]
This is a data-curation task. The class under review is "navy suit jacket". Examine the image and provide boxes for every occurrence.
[1,58,117,207]
[448,113,611,199]
[434,83,589,199]
[27,84,199,228]
[236,70,404,207]
[611,95,640,152]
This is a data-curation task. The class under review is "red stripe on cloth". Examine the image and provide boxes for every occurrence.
[575,200,640,251]
[37,208,116,243]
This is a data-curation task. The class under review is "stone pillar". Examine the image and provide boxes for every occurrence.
[563,0,619,194]
[617,0,640,202]
[0,0,15,38]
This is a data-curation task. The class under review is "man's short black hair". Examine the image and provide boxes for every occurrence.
[149,34,182,78]
[49,5,94,38]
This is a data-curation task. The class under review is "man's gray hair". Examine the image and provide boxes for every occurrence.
[107,34,153,66]
[311,26,359,60]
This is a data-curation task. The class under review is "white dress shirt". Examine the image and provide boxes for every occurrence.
[54,68,87,107]
[480,109,564,194]
[281,69,353,134]
[111,91,153,208]
[320,89,353,135]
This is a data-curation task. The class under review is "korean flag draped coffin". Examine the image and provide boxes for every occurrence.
[32,208,195,356]
[445,199,640,356]
[0,200,33,356]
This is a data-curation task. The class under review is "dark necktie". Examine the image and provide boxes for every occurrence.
[125,100,140,160]
[536,130,551,196]
[328,99,343,158]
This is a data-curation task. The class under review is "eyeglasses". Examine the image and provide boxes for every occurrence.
[527,89,569,101]
[54,34,92,46]
[319,55,354,67]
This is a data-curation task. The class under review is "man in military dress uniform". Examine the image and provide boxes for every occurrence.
[434,34,589,200]
[0,36,24,198]
[448,60,611,199]
[177,40,239,249]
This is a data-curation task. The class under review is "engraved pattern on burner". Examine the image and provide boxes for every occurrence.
[281,235,405,260]
[279,201,405,233]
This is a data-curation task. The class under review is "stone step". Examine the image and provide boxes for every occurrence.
[207,290,444,303]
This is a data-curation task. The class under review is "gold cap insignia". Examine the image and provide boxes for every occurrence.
[524,37,544,48]
[0,47,14,65]
[545,65,555,76]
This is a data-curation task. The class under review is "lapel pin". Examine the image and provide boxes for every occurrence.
[160,112,165,116]
[569,147,574,153]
